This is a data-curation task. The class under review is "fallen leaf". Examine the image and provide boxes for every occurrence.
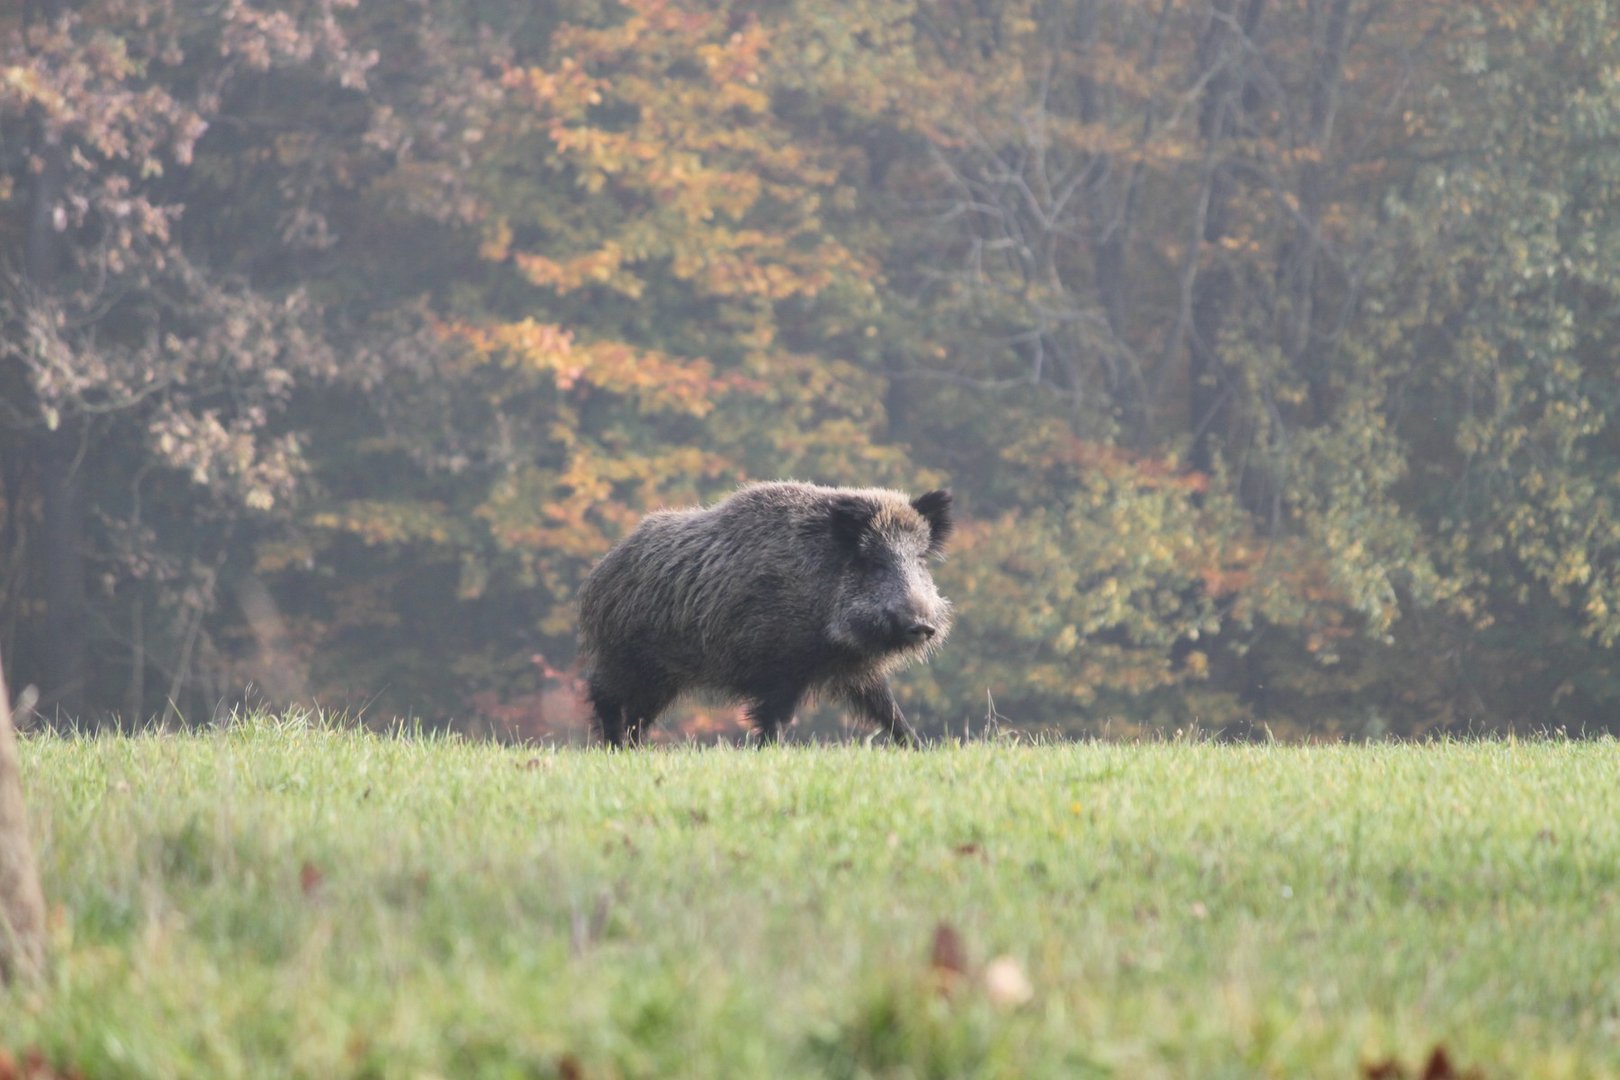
[1361,1044,1483,1080]
[929,921,968,995]
[0,1047,82,1080]
[299,861,324,896]
[1421,1046,1482,1080]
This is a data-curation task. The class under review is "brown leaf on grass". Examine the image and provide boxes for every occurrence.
[929,921,968,995]
[0,1047,83,1080]
[557,1052,584,1080]
[299,860,324,896]
[952,842,987,861]
[1421,1046,1482,1080]
[1361,1045,1483,1080]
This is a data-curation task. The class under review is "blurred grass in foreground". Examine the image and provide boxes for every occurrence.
[3,714,1618,1078]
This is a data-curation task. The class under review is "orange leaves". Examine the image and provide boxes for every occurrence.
[514,245,638,297]
[440,0,901,630]
[451,317,731,418]
[492,0,864,312]
[697,21,769,92]
[306,501,467,548]
[501,57,600,113]
[478,447,733,561]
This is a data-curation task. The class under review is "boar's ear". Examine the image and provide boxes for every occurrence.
[829,495,877,550]
[911,489,954,552]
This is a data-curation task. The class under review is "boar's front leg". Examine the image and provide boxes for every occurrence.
[744,682,806,745]
[841,679,920,747]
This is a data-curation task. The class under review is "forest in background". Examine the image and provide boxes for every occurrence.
[2,0,1618,739]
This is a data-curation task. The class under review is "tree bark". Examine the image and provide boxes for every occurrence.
[0,648,47,985]
[39,429,87,721]
[1187,0,1267,477]
[1287,0,1353,423]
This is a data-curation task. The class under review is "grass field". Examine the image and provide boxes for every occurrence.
[3,716,1619,1078]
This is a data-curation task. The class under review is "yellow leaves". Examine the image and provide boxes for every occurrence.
[514,244,642,297]
[503,58,601,112]
[651,165,763,226]
[1218,233,1263,256]
[479,447,733,564]
[452,317,733,418]
[0,64,55,111]
[1075,41,1164,101]
[1549,547,1592,593]
[697,20,770,98]
[307,501,464,548]
[478,219,512,263]
[254,538,317,575]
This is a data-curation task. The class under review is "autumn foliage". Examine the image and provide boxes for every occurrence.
[3,0,1617,737]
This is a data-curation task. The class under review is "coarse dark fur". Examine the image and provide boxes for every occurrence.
[577,481,955,747]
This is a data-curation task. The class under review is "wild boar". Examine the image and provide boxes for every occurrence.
[577,481,954,746]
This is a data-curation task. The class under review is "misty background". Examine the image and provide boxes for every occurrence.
[3,0,1617,739]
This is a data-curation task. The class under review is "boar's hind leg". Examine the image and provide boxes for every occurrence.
[587,681,631,748]
[622,685,675,748]
[588,669,674,749]
[842,679,920,747]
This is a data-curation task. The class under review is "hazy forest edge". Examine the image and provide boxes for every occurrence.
[3,0,1619,738]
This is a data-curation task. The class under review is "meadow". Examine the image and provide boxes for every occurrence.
[3,716,1619,1078]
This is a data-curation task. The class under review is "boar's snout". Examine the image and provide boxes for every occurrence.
[886,604,939,647]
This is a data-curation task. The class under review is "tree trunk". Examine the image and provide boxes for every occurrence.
[1288,0,1353,423]
[1187,0,1266,477]
[39,429,87,721]
[0,647,47,985]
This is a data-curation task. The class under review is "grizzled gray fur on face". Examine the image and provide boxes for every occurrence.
[577,481,954,747]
